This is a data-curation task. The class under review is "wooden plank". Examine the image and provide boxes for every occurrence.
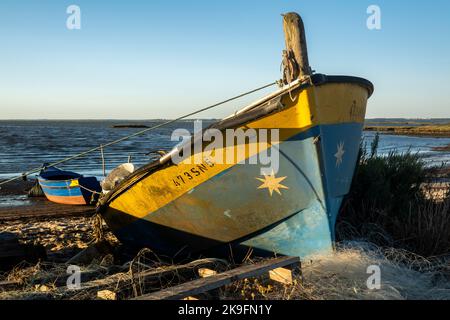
[132,256,300,300]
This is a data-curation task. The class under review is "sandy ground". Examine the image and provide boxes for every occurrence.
[0,179,118,263]
[2,217,96,262]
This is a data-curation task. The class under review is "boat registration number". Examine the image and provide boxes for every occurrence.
[172,162,215,187]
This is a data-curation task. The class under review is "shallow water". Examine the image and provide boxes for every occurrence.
[0,195,31,207]
[363,131,450,166]
[0,120,215,180]
[0,120,449,180]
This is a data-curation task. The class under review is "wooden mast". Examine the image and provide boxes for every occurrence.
[282,12,312,81]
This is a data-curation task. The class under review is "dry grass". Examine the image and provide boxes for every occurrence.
[338,196,450,256]
[338,136,450,257]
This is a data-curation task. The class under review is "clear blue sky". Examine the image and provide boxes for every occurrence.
[0,0,449,119]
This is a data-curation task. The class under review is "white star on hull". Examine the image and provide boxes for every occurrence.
[334,141,345,167]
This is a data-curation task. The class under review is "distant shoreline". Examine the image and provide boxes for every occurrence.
[365,124,450,138]
[112,124,149,128]
[0,119,221,122]
[0,118,448,122]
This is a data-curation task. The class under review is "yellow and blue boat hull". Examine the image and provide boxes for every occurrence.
[98,74,373,259]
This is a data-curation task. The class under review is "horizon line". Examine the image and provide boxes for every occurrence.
[0,117,449,121]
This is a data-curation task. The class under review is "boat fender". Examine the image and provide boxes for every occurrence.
[101,163,135,194]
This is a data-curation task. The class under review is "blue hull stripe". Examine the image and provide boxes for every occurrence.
[41,185,83,197]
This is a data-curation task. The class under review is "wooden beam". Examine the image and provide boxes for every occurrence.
[282,12,311,80]
[132,256,300,300]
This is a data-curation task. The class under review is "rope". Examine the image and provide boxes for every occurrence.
[78,184,102,195]
[91,213,105,243]
[0,81,277,188]
[281,50,299,102]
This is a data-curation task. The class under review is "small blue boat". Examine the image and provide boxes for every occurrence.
[38,167,101,205]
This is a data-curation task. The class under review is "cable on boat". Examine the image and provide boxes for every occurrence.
[0,81,278,188]
[78,184,102,195]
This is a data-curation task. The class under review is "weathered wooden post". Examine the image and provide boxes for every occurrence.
[282,12,312,82]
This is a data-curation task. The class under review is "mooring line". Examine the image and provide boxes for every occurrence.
[0,81,277,188]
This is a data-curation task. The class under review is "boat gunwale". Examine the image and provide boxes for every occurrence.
[97,74,373,210]
[38,177,79,184]
[38,183,81,190]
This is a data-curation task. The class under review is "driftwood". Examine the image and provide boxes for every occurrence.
[133,256,300,300]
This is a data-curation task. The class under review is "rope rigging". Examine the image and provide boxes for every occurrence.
[0,81,277,188]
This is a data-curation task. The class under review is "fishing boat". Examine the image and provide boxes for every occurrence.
[97,13,374,259]
[38,166,101,205]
